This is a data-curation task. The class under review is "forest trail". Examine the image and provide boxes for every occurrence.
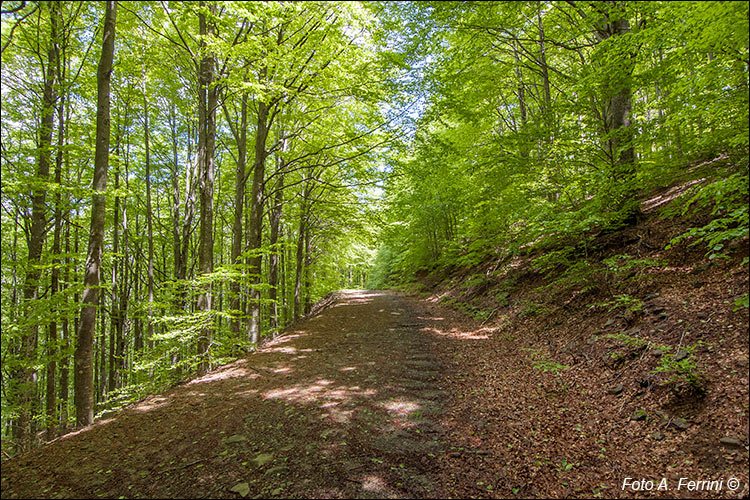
[1,290,469,499]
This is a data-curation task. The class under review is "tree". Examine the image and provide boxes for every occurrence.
[75,0,116,428]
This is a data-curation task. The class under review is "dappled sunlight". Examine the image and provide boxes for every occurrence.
[422,326,491,340]
[417,315,444,321]
[642,177,706,212]
[361,474,389,494]
[132,396,172,413]
[379,399,421,417]
[262,377,378,424]
[264,346,298,355]
[186,364,251,385]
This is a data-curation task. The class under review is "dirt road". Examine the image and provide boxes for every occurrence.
[1,290,463,499]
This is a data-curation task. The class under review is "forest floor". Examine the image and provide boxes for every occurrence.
[1,283,748,499]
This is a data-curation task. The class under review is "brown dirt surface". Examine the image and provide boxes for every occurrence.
[1,291,457,499]
[2,259,748,499]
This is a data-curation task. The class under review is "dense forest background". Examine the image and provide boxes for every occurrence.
[1,0,747,456]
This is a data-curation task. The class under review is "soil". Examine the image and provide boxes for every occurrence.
[1,184,748,499]
[1,291,464,499]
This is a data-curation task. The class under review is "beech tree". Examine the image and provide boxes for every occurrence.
[2,0,744,458]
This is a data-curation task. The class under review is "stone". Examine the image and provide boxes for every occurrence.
[651,350,663,358]
[251,453,274,467]
[631,410,648,421]
[226,434,248,445]
[265,465,290,476]
[230,482,250,497]
[670,418,689,431]
[607,384,624,395]
[719,437,743,448]
[674,349,689,362]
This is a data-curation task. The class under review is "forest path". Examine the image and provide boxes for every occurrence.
[2,290,475,499]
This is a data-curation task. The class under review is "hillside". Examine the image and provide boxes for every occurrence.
[396,170,750,497]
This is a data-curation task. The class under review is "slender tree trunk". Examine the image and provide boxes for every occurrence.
[46,6,67,439]
[247,100,270,343]
[59,218,71,431]
[142,61,155,359]
[304,229,312,315]
[75,0,116,428]
[16,3,58,450]
[294,180,311,321]
[280,226,288,326]
[98,292,107,403]
[268,137,287,332]
[108,160,120,393]
[196,3,217,373]
[229,95,248,336]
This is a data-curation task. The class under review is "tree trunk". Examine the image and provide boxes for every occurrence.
[143,61,155,362]
[595,2,635,182]
[75,0,116,428]
[16,2,58,450]
[46,4,66,439]
[229,95,248,336]
[196,3,217,374]
[268,138,287,332]
[247,100,270,343]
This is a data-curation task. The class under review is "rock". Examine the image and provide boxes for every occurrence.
[651,433,665,441]
[691,262,712,275]
[673,349,689,362]
[230,482,250,497]
[631,410,648,421]
[251,453,274,467]
[607,384,624,395]
[649,306,665,315]
[719,437,744,448]
[225,434,247,445]
[670,418,689,431]
[651,350,663,358]
[265,465,290,476]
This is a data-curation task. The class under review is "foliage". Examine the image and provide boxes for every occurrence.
[596,294,645,314]
[652,343,706,392]
[665,173,750,259]
[373,0,749,287]
[521,348,569,374]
